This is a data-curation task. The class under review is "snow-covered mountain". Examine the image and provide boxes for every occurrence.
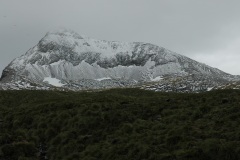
[0,29,239,92]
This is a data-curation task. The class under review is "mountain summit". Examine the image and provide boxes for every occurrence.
[0,29,239,92]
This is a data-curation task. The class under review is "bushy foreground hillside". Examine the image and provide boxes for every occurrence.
[0,89,240,160]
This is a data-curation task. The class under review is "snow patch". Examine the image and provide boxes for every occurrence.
[43,77,64,87]
[151,76,163,82]
[207,87,213,91]
[95,77,112,81]
[50,60,65,65]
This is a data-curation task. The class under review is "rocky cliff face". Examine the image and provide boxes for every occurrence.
[0,29,239,91]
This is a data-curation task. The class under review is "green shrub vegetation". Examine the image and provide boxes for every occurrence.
[0,88,240,160]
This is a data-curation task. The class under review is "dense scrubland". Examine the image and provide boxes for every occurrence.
[0,89,240,160]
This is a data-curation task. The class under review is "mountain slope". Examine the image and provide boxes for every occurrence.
[0,29,238,91]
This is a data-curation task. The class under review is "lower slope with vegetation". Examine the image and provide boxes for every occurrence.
[0,89,240,160]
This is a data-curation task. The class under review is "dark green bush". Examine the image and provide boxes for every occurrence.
[0,89,240,160]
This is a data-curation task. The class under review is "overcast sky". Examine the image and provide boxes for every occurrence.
[1,0,240,75]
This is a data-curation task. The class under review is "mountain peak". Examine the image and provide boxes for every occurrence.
[47,28,82,37]
[1,29,238,92]
[41,29,84,45]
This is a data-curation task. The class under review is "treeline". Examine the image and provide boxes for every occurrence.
[0,89,240,160]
